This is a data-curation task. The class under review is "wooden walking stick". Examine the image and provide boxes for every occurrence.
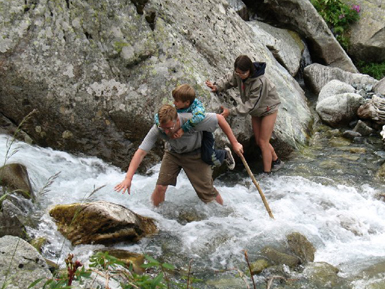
[239,154,275,219]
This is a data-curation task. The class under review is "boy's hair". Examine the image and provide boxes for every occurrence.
[172,84,196,103]
[158,104,178,124]
[234,55,256,75]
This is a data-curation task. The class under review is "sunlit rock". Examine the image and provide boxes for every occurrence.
[246,0,358,72]
[0,0,312,170]
[374,77,385,95]
[0,235,52,288]
[304,63,378,95]
[318,80,355,103]
[343,0,385,62]
[49,201,157,245]
[316,93,365,127]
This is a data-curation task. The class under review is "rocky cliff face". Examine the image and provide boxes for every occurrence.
[1,0,317,169]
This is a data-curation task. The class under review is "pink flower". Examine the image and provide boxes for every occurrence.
[352,5,360,13]
[339,14,345,19]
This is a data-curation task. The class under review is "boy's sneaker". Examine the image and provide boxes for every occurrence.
[224,147,235,170]
[271,158,284,172]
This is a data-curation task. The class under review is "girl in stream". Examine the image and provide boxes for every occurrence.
[205,54,284,174]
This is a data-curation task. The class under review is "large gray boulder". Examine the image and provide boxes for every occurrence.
[342,0,385,62]
[244,0,358,72]
[248,21,303,77]
[304,63,378,95]
[0,235,52,289]
[0,0,311,169]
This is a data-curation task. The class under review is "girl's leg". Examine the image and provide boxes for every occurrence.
[252,112,278,172]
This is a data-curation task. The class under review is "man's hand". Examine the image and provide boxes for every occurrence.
[173,128,184,139]
[221,106,230,118]
[205,80,217,92]
[232,142,244,157]
[114,177,132,195]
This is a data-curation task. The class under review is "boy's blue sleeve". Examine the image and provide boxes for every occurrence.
[180,99,206,132]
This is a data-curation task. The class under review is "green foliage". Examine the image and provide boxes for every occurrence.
[310,0,360,49]
[28,252,195,289]
[356,61,385,80]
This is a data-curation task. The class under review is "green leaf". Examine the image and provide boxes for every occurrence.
[151,272,164,288]
[144,254,160,265]
[28,278,44,288]
[162,263,175,270]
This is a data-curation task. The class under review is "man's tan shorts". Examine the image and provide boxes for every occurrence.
[156,151,218,203]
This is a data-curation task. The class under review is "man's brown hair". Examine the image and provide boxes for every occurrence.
[172,84,196,103]
[158,104,178,124]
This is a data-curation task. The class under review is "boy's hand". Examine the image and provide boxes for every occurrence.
[173,128,184,139]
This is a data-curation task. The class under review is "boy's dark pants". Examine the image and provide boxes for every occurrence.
[201,131,226,167]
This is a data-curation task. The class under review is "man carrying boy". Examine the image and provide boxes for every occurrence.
[114,104,243,206]
[171,84,235,170]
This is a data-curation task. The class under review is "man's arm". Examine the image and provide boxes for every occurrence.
[216,114,244,156]
[114,148,148,194]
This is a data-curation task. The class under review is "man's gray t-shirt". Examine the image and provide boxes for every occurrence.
[139,113,218,154]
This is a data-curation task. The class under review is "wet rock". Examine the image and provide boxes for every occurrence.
[250,258,271,275]
[302,262,347,289]
[286,232,316,263]
[353,120,374,136]
[261,246,301,268]
[49,201,157,245]
[343,130,362,140]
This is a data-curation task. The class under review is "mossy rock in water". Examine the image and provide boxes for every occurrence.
[250,258,271,275]
[261,246,300,268]
[286,232,316,263]
[49,201,157,245]
[302,262,347,288]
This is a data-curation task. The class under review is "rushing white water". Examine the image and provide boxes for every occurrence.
[2,134,385,284]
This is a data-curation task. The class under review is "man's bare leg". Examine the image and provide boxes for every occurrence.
[151,185,168,206]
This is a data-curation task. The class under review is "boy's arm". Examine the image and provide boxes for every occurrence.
[181,100,206,132]
[114,149,147,194]
[216,114,243,156]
